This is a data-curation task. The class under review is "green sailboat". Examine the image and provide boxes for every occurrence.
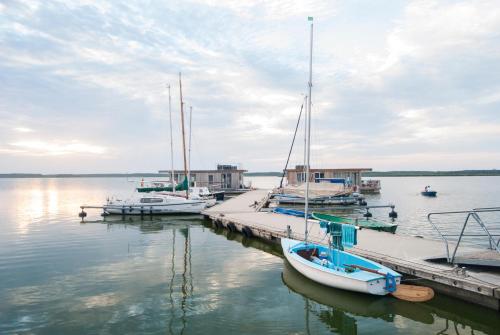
[312,212,398,234]
[136,177,188,193]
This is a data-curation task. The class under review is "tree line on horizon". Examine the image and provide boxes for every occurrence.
[0,170,499,178]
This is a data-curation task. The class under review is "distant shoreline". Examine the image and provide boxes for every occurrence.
[364,170,500,177]
[0,170,499,178]
[0,173,171,178]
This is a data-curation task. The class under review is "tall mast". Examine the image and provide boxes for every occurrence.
[188,106,192,189]
[303,95,307,183]
[179,72,189,198]
[304,17,313,243]
[167,84,175,189]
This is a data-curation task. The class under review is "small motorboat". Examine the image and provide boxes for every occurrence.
[272,208,398,233]
[421,186,437,197]
[185,187,218,207]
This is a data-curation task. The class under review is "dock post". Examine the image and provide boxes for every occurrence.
[140,206,144,220]
[287,225,291,238]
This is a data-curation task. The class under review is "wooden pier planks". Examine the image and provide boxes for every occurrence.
[203,190,500,310]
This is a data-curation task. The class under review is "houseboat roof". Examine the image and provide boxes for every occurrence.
[285,167,372,172]
[159,169,247,174]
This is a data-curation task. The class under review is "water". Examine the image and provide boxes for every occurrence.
[251,176,500,247]
[0,177,499,334]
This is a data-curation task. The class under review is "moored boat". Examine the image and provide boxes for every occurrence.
[103,192,207,215]
[273,193,358,206]
[136,178,187,193]
[281,237,401,295]
[281,17,401,296]
[360,179,381,194]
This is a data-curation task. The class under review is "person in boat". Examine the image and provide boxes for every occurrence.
[424,186,429,192]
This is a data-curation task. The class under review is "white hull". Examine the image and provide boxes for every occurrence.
[281,238,400,295]
[274,195,358,206]
[104,192,207,215]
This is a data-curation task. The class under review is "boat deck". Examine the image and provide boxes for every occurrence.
[203,189,500,310]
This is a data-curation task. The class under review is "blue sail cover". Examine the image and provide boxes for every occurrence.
[341,224,357,248]
[319,221,357,249]
[273,207,312,218]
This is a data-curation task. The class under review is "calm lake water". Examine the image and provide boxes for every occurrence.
[0,177,499,334]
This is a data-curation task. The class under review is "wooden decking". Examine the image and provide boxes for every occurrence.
[203,190,500,310]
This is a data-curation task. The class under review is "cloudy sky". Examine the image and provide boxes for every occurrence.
[1,0,499,173]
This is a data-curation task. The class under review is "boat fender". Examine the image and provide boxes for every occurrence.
[242,226,253,238]
[389,210,398,219]
[363,211,372,218]
[227,222,237,232]
[385,273,397,293]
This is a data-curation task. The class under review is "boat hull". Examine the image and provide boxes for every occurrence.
[274,194,358,206]
[281,238,400,295]
[103,201,206,215]
[421,191,437,197]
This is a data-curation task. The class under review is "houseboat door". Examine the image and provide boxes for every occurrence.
[222,173,232,189]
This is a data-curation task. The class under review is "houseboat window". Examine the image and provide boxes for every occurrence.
[208,175,214,184]
[314,172,325,179]
[140,198,163,203]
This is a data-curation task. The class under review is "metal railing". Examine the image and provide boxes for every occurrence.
[427,208,500,264]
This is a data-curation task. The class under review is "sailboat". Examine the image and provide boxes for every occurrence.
[281,17,401,295]
[103,74,209,215]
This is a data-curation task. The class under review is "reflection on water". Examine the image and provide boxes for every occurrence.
[0,178,499,334]
[281,260,499,335]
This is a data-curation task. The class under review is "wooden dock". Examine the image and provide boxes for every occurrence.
[203,190,500,311]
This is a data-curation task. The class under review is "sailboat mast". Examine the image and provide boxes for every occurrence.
[179,72,189,198]
[303,95,307,182]
[304,17,313,243]
[168,84,175,189]
[188,106,192,188]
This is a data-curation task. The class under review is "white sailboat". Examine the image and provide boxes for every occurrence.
[281,17,401,295]
[103,74,209,215]
[103,193,207,215]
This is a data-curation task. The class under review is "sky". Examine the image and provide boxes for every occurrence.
[1,0,499,173]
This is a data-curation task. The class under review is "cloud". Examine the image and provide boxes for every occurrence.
[0,0,499,172]
[6,140,107,156]
[13,127,33,133]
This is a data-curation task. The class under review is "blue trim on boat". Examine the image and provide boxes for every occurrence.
[273,207,311,218]
[282,239,401,282]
